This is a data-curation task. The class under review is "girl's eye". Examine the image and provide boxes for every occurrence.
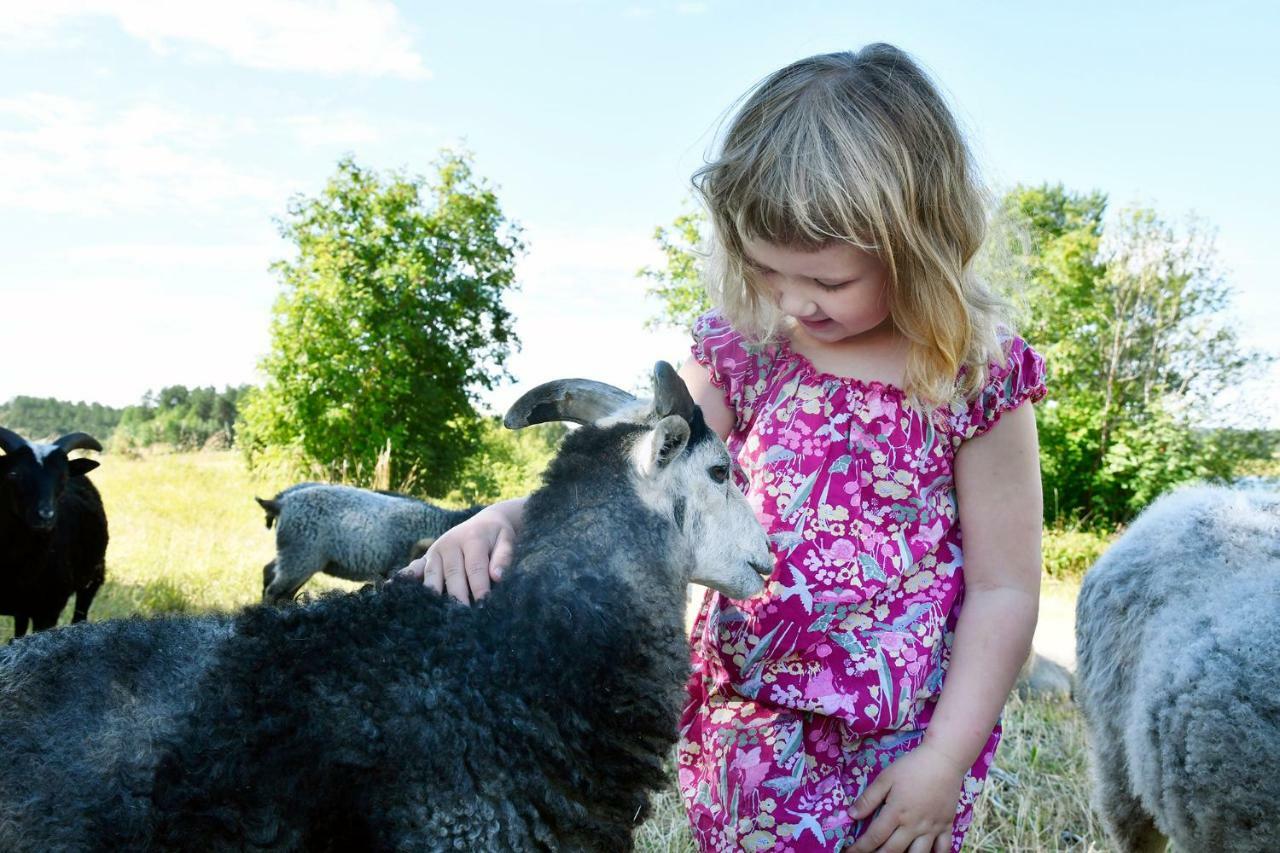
[708,464,729,484]
[817,278,858,290]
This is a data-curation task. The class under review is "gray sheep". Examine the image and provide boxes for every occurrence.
[1075,485,1280,853]
[0,362,771,851]
[256,484,483,604]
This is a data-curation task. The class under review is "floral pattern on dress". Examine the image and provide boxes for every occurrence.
[679,310,1046,852]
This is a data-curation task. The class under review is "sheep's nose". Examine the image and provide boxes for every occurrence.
[38,508,55,521]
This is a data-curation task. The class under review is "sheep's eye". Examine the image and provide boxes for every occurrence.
[708,464,729,484]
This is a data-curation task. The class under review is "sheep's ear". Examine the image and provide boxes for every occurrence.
[635,415,690,477]
[68,458,99,477]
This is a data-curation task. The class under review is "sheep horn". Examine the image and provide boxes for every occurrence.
[504,380,636,429]
[0,426,29,454]
[53,433,103,454]
[652,361,695,421]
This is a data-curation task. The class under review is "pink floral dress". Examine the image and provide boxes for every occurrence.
[678,311,1046,852]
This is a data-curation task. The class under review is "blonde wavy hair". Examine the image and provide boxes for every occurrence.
[694,44,1011,409]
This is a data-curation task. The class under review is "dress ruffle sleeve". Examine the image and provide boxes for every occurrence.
[690,310,771,435]
[948,336,1047,446]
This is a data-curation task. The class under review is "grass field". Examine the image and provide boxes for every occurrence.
[4,451,1119,851]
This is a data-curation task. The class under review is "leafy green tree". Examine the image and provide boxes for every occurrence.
[638,205,711,332]
[113,384,247,450]
[0,397,123,441]
[998,185,1270,523]
[239,153,523,494]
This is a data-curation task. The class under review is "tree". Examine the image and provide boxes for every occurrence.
[637,205,711,332]
[239,153,523,494]
[998,185,1270,524]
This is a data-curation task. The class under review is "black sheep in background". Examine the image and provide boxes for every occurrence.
[0,427,108,637]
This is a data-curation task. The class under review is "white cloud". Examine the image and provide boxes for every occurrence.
[0,0,429,79]
[0,94,286,214]
[675,3,709,14]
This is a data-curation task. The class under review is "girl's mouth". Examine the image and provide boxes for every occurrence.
[799,316,834,331]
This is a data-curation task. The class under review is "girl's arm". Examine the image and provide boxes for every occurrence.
[849,402,1042,853]
[678,357,735,442]
[923,400,1042,767]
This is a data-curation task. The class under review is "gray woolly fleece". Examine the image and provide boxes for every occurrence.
[261,484,481,603]
[1075,485,1280,853]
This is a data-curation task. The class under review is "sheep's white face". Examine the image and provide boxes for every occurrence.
[629,415,772,600]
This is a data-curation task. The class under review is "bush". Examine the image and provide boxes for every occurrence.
[1041,526,1112,580]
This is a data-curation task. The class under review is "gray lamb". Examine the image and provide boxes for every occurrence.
[256,484,483,603]
[1075,485,1280,853]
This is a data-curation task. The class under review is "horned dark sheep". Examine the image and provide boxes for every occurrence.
[0,427,108,638]
[0,362,771,851]
[1075,485,1280,853]
[256,484,484,604]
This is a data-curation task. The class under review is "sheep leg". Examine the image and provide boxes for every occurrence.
[30,611,59,632]
[263,558,313,605]
[72,573,103,622]
[1092,760,1168,853]
[10,613,30,639]
[261,559,277,601]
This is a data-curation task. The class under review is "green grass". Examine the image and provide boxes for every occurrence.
[4,451,1119,851]
[0,450,358,641]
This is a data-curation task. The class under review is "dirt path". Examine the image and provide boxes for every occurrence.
[1034,578,1080,670]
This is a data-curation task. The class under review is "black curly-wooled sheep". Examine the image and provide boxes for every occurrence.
[0,363,771,851]
[0,427,108,637]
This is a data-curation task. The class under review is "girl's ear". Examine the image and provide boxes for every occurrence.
[634,415,690,477]
[68,458,99,477]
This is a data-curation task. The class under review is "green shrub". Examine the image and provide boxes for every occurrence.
[1041,527,1113,580]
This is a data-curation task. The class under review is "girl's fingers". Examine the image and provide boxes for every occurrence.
[396,554,426,582]
[441,545,470,605]
[850,810,894,853]
[932,832,952,853]
[873,826,913,853]
[461,538,492,601]
[851,775,891,820]
[421,547,445,596]
[489,526,515,581]
[906,835,934,853]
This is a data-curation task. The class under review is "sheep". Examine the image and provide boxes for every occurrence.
[255,484,484,604]
[1075,485,1280,853]
[0,427,108,638]
[0,361,772,852]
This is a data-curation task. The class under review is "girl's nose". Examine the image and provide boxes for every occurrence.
[775,286,816,319]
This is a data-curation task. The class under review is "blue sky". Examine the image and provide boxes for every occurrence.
[2,1,1276,425]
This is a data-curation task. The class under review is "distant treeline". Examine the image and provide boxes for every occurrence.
[0,385,249,451]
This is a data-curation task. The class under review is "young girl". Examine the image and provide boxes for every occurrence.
[404,43,1044,853]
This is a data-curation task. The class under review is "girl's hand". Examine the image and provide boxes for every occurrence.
[845,742,968,853]
[395,497,525,605]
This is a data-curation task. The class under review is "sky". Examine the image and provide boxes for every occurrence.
[2,1,1277,426]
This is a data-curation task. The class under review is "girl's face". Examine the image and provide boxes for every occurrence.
[742,238,891,344]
